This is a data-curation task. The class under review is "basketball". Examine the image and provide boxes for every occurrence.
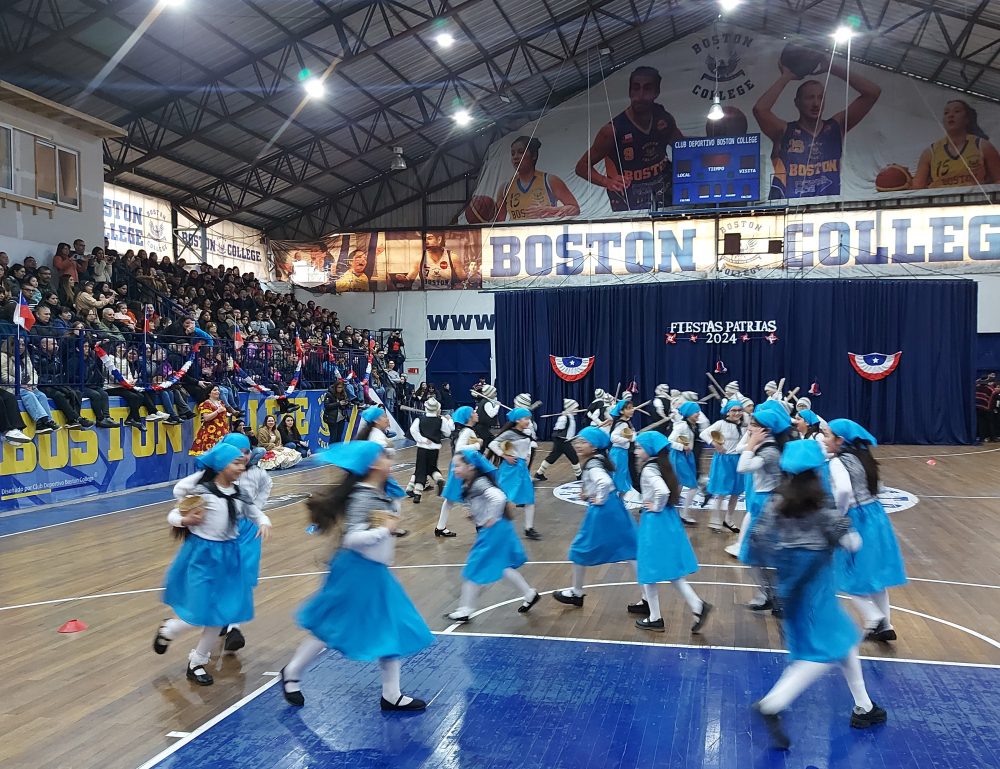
[706,105,749,138]
[779,43,825,78]
[465,195,498,224]
[875,164,914,192]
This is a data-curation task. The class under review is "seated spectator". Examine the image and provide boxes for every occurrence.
[63,338,116,428]
[21,275,42,307]
[34,336,94,430]
[0,336,59,434]
[0,386,32,444]
[255,413,301,468]
[101,342,164,430]
[74,279,112,317]
[278,412,309,458]
[190,385,230,455]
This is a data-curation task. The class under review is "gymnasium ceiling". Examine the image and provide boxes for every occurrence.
[2,0,1000,238]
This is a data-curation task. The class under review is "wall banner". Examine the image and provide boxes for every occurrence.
[103,183,173,257]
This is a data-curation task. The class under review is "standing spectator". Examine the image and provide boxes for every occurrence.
[322,381,353,443]
[278,413,310,458]
[190,385,229,455]
[91,247,113,285]
[53,242,88,303]
[976,374,999,442]
[384,360,400,415]
[386,330,405,368]
[439,382,457,412]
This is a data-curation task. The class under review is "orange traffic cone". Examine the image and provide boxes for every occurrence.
[58,619,88,633]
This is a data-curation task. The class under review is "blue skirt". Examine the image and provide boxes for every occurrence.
[669,448,698,489]
[774,547,861,662]
[297,549,434,662]
[707,453,743,496]
[163,533,254,628]
[497,458,534,505]
[637,506,699,584]
[609,446,633,493]
[738,490,772,566]
[237,517,261,587]
[835,500,908,595]
[463,518,528,585]
[441,464,465,503]
[568,494,638,566]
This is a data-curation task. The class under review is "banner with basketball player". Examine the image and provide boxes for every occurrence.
[270,229,483,291]
[459,24,1000,223]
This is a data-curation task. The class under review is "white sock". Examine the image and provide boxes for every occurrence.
[188,627,218,666]
[871,590,892,627]
[572,564,586,596]
[709,498,724,527]
[406,475,415,491]
[726,495,739,526]
[839,649,874,712]
[437,501,452,530]
[682,487,698,519]
[851,595,885,628]
[571,463,581,476]
[414,483,424,496]
[162,617,194,640]
[432,471,443,484]
[642,584,662,621]
[284,636,325,689]
[757,660,829,714]
[537,461,551,475]
[673,577,703,614]
[457,581,479,615]
[733,513,751,553]
[524,504,535,529]
[379,657,412,706]
[502,567,534,601]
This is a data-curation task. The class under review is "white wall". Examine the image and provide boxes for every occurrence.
[308,289,498,383]
[974,275,1000,334]
[0,101,105,264]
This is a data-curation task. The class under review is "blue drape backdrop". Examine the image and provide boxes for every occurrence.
[494,279,976,445]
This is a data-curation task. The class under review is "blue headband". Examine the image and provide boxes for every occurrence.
[753,403,792,434]
[360,406,385,424]
[458,448,497,475]
[797,409,820,426]
[220,433,251,452]
[756,399,785,415]
[198,442,243,472]
[678,401,701,418]
[827,418,878,447]
[316,440,386,475]
[635,431,668,457]
[723,399,744,414]
[779,439,828,474]
[576,426,611,450]
[452,406,474,425]
[610,398,631,417]
[508,407,531,422]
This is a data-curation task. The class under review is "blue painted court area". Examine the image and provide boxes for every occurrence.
[149,634,999,769]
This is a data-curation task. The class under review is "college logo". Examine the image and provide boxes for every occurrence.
[719,218,770,274]
[690,31,756,101]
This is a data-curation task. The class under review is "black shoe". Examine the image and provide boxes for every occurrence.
[434,528,457,538]
[865,619,897,643]
[96,418,116,428]
[627,599,650,615]
[692,601,713,633]
[635,617,665,632]
[771,605,784,620]
[752,702,790,750]
[180,411,196,420]
[553,590,583,607]
[392,528,408,537]
[65,421,82,429]
[124,418,144,430]
[186,662,213,686]
[223,627,245,652]
[436,479,445,495]
[746,599,774,612]
[380,695,427,711]
[851,703,887,729]
[165,416,181,425]
[405,489,415,498]
[412,494,421,504]
[681,517,698,527]
[533,471,548,482]
[153,623,170,655]
[524,528,541,540]
[34,422,54,435]
[518,591,541,614]
[281,667,304,706]
[722,521,740,533]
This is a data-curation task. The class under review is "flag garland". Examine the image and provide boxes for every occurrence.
[232,361,275,396]
[95,341,201,392]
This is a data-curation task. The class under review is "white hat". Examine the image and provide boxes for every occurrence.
[654,384,669,397]
[670,388,681,398]
[796,397,812,411]
[741,396,754,409]
[563,398,579,413]
[622,391,633,401]
[764,380,778,394]
[602,393,614,406]
[514,393,532,408]
[594,388,606,400]
[424,398,441,415]
[724,381,740,393]
[682,390,698,401]
[481,385,497,399]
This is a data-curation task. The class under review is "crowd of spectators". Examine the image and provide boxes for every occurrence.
[0,239,414,449]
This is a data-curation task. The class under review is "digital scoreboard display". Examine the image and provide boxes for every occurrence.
[672,134,761,205]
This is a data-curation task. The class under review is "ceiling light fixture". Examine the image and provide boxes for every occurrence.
[303,77,325,99]
[435,32,455,48]
[707,96,725,121]
[832,26,854,43]
[452,109,472,126]
[390,146,407,172]
[719,0,741,11]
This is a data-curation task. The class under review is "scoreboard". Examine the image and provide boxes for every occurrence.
[671,134,761,205]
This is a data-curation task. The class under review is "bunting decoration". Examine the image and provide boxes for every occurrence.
[95,342,201,392]
[233,323,244,351]
[849,351,902,381]
[549,355,595,382]
[284,356,304,396]
[232,361,275,396]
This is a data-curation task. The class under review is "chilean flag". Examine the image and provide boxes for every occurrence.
[294,331,304,358]
[234,323,244,351]
[14,293,34,331]
[143,305,158,334]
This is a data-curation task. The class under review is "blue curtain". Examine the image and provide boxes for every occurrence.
[495,279,976,445]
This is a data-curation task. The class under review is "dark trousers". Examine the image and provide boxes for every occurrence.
[84,387,110,420]
[414,447,441,487]
[326,418,344,443]
[543,437,579,465]
[40,386,82,422]
[107,387,155,420]
[977,410,997,440]
[0,389,26,432]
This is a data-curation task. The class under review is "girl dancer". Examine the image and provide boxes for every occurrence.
[794,409,823,439]
[699,399,745,532]
[445,449,541,621]
[437,405,480,537]
[534,399,582,481]
[669,401,706,525]
[750,439,886,750]
[153,442,272,685]
[553,427,638,607]
[608,398,636,495]
[357,405,394,452]
[826,419,908,643]
[488,408,539,540]
[281,441,434,710]
[406,398,453,503]
[631,432,712,633]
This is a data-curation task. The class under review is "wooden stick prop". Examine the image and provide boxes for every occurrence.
[506,400,542,412]
[613,382,621,399]
[784,387,800,403]
[776,377,786,394]
[706,371,726,395]
[539,408,588,418]
[633,399,652,410]
[638,417,670,433]
[634,408,651,416]
[400,404,428,414]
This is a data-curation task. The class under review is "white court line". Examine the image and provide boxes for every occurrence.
[921,495,1000,500]
[443,580,1000,652]
[164,732,189,739]
[879,446,1000,460]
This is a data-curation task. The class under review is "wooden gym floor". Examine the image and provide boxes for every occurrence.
[1,442,999,769]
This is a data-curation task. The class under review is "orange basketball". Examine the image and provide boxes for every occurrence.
[874,164,913,192]
[465,195,497,224]
[779,43,825,78]
[706,106,749,138]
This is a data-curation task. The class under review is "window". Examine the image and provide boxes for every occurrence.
[0,126,12,192]
[33,138,80,208]
[34,140,57,202]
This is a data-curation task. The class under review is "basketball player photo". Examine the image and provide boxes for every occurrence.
[754,51,881,200]
[333,248,373,292]
[399,232,480,290]
[910,100,1000,189]
[575,66,684,211]
[497,135,579,220]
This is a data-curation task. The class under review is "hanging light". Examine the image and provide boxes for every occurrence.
[707,96,725,121]
[303,77,326,99]
[832,26,854,43]
[452,109,472,126]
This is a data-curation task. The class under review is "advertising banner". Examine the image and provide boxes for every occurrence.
[175,210,269,278]
[103,182,173,257]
